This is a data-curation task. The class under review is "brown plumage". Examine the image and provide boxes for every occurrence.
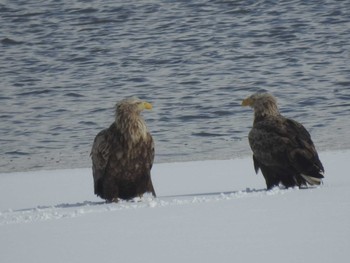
[90,97,156,201]
[242,93,324,189]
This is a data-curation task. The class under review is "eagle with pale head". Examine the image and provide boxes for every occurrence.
[90,97,156,202]
[242,93,324,189]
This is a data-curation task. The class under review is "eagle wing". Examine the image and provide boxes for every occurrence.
[283,118,324,178]
[144,133,156,197]
[90,125,114,193]
[249,117,324,183]
[147,133,155,169]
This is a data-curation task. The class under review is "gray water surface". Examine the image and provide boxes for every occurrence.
[1,0,350,172]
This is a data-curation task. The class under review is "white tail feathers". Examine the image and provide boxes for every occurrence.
[301,173,323,185]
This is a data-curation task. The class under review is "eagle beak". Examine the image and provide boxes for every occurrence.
[242,97,253,107]
[143,102,153,110]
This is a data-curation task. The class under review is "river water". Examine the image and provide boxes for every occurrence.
[1,0,350,172]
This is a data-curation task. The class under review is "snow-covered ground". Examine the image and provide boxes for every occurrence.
[1,150,349,263]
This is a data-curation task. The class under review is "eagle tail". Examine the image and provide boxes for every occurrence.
[292,150,324,186]
[300,164,324,185]
[300,172,323,185]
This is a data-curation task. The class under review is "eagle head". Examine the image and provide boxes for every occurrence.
[242,93,280,117]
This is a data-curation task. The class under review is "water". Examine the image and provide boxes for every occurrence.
[1,0,350,173]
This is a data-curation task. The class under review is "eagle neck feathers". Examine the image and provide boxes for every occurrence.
[253,100,281,124]
[115,112,148,144]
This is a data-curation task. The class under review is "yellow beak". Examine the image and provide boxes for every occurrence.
[143,102,153,110]
[241,97,253,106]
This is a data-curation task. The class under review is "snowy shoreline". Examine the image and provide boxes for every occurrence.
[1,150,350,263]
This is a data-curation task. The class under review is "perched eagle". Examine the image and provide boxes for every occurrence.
[90,97,156,202]
[242,93,324,189]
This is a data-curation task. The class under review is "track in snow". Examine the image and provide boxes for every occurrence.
[0,187,303,225]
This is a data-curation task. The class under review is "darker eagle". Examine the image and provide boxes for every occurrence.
[90,97,156,202]
[242,93,324,189]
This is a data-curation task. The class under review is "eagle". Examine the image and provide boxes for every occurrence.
[242,93,324,189]
[90,97,156,202]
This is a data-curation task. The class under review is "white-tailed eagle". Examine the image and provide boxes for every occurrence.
[242,93,324,189]
[91,97,156,201]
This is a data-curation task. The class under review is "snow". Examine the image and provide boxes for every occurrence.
[1,151,350,263]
